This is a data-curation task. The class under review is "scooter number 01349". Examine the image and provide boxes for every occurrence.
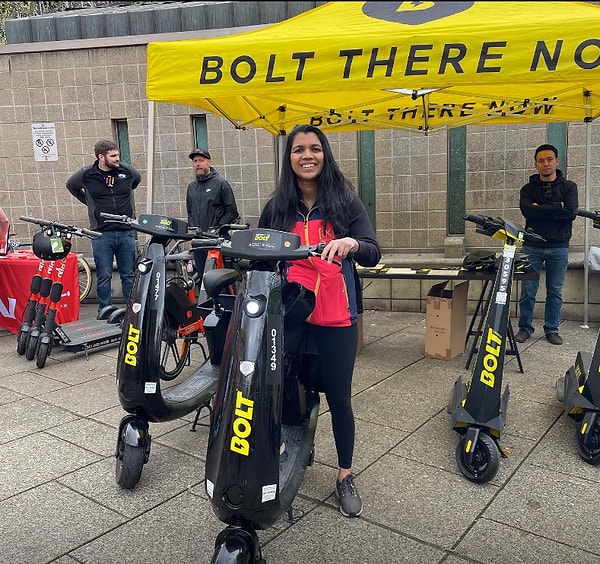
[270,327,277,371]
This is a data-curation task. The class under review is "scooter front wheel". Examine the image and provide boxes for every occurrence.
[576,419,600,464]
[16,328,29,355]
[116,443,145,489]
[456,432,500,483]
[36,341,52,369]
[25,334,39,361]
[556,375,565,403]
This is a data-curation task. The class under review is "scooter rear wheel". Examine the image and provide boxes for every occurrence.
[77,256,93,302]
[576,419,600,464]
[159,321,192,381]
[456,432,500,483]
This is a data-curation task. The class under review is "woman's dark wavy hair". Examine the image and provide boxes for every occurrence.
[267,124,355,236]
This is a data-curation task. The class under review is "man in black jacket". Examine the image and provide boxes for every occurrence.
[66,140,141,315]
[186,148,239,281]
[515,144,578,346]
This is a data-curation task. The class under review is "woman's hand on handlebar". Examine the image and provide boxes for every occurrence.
[320,237,357,263]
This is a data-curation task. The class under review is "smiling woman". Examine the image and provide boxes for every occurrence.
[257,123,381,518]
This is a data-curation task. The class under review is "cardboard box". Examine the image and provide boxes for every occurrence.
[425,280,469,361]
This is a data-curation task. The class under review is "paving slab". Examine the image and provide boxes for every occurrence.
[1,306,600,563]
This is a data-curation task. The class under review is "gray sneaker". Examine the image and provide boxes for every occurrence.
[336,474,363,517]
[514,329,530,343]
[546,333,563,345]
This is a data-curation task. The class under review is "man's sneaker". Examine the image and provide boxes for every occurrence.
[514,329,530,343]
[546,333,563,345]
[336,474,362,517]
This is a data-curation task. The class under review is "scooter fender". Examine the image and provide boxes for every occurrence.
[118,416,150,449]
[579,410,599,445]
[450,376,476,429]
[564,364,597,417]
[463,426,481,466]
[205,270,284,531]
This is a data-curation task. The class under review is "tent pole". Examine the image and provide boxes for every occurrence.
[146,100,156,214]
[583,119,592,328]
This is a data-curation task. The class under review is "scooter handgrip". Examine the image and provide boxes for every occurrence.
[99,212,129,221]
[166,251,194,261]
[576,209,600,220]
[191,238,220,249]
[82,228,102,238]
[463,213,485,226]
[20,216,51,227]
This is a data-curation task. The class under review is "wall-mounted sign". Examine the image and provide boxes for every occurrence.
[31,123,58,162]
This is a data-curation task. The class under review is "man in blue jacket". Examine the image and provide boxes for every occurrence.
[515,144,578,346]
[66,140,141,316]
[186,148,239,282]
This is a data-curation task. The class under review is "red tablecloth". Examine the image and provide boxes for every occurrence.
[0,250,80,334]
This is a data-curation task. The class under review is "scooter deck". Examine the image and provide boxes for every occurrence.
[53,318,122,352]
[163,362,220,405]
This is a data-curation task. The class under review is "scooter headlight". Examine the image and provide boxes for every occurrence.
[243,295,266,318]
[137,258,153,274]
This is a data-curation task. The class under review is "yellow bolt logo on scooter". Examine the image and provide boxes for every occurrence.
[230,390,254,456]
[480,327,502,388]
[124,323,140,366]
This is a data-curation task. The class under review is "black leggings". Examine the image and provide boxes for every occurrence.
[303,323,359,470]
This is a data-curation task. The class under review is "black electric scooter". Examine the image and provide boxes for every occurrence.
[18,216,125,368]
[449,214,544,482]
[102,212,246,489]
[204,228,331,564]
[556,208,600,463]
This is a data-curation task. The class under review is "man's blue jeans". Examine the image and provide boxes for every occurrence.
[518,245,569,336]
[92,230,136,311]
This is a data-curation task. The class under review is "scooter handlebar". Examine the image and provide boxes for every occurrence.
[463,213,546,243]
[191,222,250,240]
[20,216,101,239]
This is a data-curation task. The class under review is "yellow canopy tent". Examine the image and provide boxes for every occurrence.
[147,1,600,134]
[145,1,600,322]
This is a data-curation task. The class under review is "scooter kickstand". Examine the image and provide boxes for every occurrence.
[190,401,212,431]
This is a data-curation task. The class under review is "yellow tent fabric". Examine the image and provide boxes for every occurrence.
[146,1,600,134]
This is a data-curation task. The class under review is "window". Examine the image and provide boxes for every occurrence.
[192,115,208,150]
[113,120,131,163]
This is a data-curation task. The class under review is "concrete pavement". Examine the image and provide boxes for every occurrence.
[1,303,600,563]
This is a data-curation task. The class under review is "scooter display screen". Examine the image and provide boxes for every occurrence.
[138,214,188,236]
[226,229,305,260]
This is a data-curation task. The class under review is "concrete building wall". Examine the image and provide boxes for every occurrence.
[1,25,600,320]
